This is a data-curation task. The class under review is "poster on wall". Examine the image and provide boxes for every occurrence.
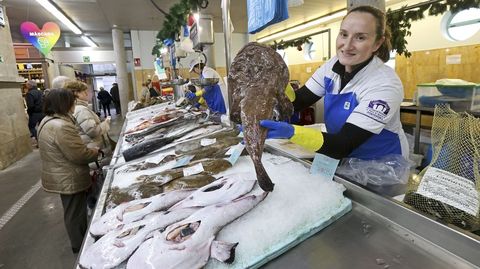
[0,5,6,27]
[20,21,60,56]
[154,58,167,80]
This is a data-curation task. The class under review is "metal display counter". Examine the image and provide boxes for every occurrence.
[76,109,480,269]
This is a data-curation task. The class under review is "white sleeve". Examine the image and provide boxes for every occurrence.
[347,79,403,134]
[304,61,332,97]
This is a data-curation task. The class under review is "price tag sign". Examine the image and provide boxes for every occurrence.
[145,153,169,164]
[183,163,204,177]
[310,153,339,180]
[172,155,194,168]
[227,143,245,165]
[200,138,216,146]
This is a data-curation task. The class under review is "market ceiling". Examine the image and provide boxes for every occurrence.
[2,0,346,49]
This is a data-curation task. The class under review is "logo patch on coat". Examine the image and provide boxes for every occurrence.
[366,100,390,120]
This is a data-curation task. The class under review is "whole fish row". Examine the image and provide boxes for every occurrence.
[81,174,265,269]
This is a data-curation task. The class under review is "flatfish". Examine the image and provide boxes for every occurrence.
[229,42,293,191]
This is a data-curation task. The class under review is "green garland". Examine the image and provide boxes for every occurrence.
[387,0,480,57]
[270,37,312,51]
[152,0,202,56]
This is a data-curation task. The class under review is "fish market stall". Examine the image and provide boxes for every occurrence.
[76,102,479,269]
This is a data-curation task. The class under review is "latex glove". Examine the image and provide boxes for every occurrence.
[186,91,196,100]
[259,120,294,139]
[285,84,296,102]
[195,89,204,97]
[261,120,325,151]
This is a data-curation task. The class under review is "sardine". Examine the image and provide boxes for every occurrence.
[229,42,293,191]
[126,192,268,269]
[90,189,195,237]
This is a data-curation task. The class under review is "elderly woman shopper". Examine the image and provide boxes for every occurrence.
[64,81,111,155]
[37,88,99,253]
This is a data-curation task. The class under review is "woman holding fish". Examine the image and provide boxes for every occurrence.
[260,6,408,161]
[186,59,227,114]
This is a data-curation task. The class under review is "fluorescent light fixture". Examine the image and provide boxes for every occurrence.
[257,10,347,43]
[81,35,98,47]
[36,0,82,34]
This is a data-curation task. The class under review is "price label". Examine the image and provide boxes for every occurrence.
[227,143,245,165]
[172,155,194,168]
[145,153,169,164]
[310,153,339,180]
[183,163,204,177]
[200,138,216,146]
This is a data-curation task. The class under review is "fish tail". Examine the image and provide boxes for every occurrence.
[254,163,274,192]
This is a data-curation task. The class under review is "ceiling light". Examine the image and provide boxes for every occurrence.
[257,10,347,43]
[35,0,82,34]
[81,35,98,47]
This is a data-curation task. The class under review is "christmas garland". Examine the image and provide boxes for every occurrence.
[270,37,312,51]
[152,0,207,56]
[387,0,480,57]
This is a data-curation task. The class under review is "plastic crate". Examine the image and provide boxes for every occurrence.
[416,83,480,111]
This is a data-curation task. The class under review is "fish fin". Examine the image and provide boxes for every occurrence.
[254,162,275,192]
[210,240,239,264]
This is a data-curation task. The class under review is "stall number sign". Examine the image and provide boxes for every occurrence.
[83,56,91,63]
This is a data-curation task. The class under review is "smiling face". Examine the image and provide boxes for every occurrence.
[336,11,384,72]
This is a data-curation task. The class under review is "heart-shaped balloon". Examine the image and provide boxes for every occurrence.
[20,21,61,56]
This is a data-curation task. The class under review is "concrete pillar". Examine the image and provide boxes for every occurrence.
[112,28,129,117]
[347,0,385,11]
[204,44,216,69]
[0,5,32,169]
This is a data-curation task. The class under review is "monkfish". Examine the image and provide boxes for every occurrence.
[89,189,194,237]
[126,192,268,269]
[229,42,293,192]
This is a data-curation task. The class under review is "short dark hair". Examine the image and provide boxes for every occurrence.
[43,88,76,116]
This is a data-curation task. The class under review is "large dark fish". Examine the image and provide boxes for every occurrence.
[229,42,293,191]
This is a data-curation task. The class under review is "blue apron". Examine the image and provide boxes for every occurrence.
[323,77,401,160]
[201,73,227,114]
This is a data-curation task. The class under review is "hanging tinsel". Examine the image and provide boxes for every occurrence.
[270,37,312,51]
[152,0,206,56]
[387,0,480,57]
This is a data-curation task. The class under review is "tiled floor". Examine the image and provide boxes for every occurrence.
[0,110,124,269]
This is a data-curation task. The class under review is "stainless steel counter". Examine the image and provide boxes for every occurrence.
[262,177,479,269]
[77,114,480,269]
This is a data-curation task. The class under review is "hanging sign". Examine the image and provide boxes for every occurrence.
[20,21,60,56]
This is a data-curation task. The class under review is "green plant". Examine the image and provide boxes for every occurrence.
[387,0,480,57]
[152,0,202,56]
[270,37,312,51]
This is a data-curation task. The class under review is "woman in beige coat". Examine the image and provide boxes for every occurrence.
[37,88,99,253]
[64,80,111,154]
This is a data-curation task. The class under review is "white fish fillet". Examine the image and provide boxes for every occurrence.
[90,189,194,237]
[126,192,268,269]
[80,208,198,269]
[169,173,256,210]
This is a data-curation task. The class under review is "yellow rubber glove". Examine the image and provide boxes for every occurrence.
[285,84,296,102]
[195,89,204,97]
[198,97,206,105]
[290,125,324,152]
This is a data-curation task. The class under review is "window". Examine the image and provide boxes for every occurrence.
[441,8,480,41]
